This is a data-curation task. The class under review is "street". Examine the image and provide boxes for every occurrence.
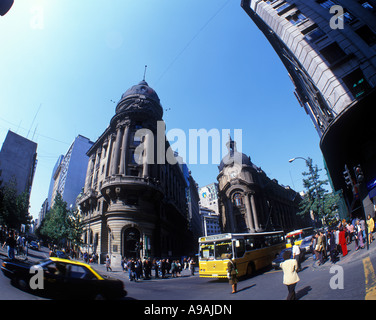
[1,240,376,302]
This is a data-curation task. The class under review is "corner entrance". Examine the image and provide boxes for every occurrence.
[123,227,140,258]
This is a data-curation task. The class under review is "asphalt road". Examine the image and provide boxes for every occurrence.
[1,239,375,301]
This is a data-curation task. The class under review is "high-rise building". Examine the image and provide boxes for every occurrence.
[241,0,376,218]
[0,130,37,198]
[49,135,93,210]
[199,183,220,214]
[78,80,194,264]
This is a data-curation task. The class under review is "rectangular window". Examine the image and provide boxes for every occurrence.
[342,68,371,99]
[319,42,346,64]
[316,0,336,9]
[355,25,376,46]
[286,10,307,25]
[358,0,375,11]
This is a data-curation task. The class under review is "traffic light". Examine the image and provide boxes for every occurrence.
[343,165,353,188]
[0,0,14,16]
[354,165,364,184]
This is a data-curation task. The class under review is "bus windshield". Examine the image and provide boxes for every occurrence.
[199,240,233,260]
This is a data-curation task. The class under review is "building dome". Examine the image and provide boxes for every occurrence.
[120,80,160,103]
[218,137,252,171]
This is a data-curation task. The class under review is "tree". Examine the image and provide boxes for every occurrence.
[0,177,32,230]
[67,207,84,249]
[40,192,70,246]
[298,158,339,225]
[39,192,84,249]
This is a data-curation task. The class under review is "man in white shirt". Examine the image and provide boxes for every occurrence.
[292,241,301,271]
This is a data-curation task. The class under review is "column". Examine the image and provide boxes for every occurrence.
[226,198,236,232]
[110,126,123,175]
[244,193,255,232]
[250,192,260,231]
[142,132,149,177]
[105,135,113,177]
[119,126,130,175]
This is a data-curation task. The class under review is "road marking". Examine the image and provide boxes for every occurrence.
[362,256,376,300]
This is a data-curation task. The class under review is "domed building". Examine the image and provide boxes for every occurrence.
[78,80,194,264]
[217,137,310,233]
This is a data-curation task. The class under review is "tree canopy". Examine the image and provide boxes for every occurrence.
[298,157,339,225]
[0,177,32,230]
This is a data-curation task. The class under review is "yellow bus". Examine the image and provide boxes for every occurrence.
[285,227,314,248]
[198,231,285,278]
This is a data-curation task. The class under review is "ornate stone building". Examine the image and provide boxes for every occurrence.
[78,80,193,264]
[217,137,309,233]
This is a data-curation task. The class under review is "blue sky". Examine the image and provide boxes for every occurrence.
[0,0,327,220]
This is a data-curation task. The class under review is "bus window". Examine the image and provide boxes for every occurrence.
[200,243,215,260]
[215,241,233,259]
[234,239,245,258]
[245,237,254,251]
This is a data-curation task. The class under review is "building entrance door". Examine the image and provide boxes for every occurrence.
[123,227,140,258]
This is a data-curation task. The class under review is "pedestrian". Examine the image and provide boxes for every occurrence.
[2,231,16,260]
[360,218,367,243]
[189,257,196,276]
[329,229,338,263]
[355,220,365,250]
[105,255,112,272]
[292,241,301,271]
[315,232,324,265]
[128,258,136,281]
[171,260,177,278]
[280,250,300,300]
[339,227,348,256]
[367,214,374,244]
[226,254,238,294]
[152,259,159,278]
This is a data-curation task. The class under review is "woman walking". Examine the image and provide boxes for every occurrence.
[105,255,112,272]
[227,254,238,294]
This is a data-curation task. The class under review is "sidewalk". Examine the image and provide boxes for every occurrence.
[308,236,376,270]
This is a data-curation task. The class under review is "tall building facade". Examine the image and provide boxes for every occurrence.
[217,137,308,233]
[199,183,220,214]
[78,80,194,264]
[48,135,93,210]
[241,0,376,218]
[0,130,37,198]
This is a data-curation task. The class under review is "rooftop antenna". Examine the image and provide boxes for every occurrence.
[27,103,41,139]
[143,65,147,81]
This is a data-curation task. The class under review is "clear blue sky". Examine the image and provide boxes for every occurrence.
[0,0,328,220]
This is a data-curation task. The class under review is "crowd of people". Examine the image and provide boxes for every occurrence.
[310,216,374,266]
[0,226,38,260]
[115,256,197,281]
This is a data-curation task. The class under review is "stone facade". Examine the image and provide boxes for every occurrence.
[217,138,309,233]
[78,81,193,264]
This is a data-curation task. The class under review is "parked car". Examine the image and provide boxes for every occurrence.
[1,257,127,300]
[28,241,39,251]
[300,236,313,254]
[272,247,306,270]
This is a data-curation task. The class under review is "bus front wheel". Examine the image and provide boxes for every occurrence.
[247,262,255,276]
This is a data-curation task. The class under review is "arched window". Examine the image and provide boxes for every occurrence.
[233,193,244,207]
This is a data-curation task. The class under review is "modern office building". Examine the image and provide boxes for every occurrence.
[241,0,376,218]
[77,80,194,264]
[0,130,37,198]
[200,206,222,236]
[49,135,93,210]
[199,183,220,215]
[217,137,309,233]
